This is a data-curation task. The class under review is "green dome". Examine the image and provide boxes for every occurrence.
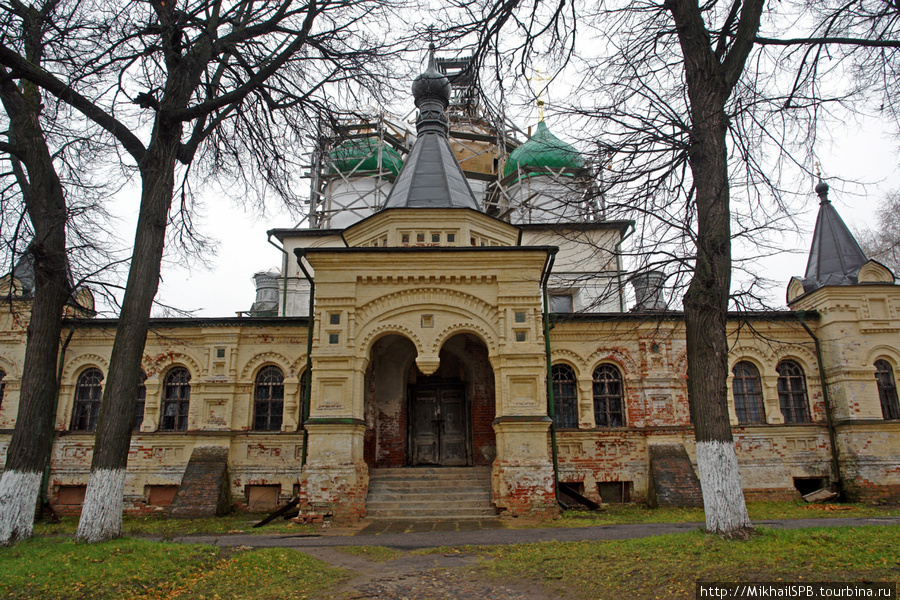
[329,138,404,177]
[503,121,583,180]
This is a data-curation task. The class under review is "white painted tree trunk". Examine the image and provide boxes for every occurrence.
[0,470,42,545]
[696,440,751,534]
[75,468,126,543]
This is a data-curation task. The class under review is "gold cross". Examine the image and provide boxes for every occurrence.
[527,69,552,122]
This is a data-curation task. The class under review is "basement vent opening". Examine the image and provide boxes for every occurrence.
[598,481,633,504]
[145,485,179,506]
[793,477,828,496]
[248,484,281,511]
[57,485,87,506]
[559,481,585,505]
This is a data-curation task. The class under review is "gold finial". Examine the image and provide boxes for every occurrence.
[528,69,552,122]
[815,161,821,179]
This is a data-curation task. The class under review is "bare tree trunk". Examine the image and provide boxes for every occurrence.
[76,131,180,543]
[0,61,70,545]
[683,113,751,533]
[666,0,763,534]
[0,0,355,543]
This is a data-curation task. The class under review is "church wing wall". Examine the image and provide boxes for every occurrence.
[0,318,312,514]
[1,282,900,515]
[547,313,899,504]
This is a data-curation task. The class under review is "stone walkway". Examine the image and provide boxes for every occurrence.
[357,518,507,535]
[298,546,567,600]
[173,515,900,550]
[165,516,900,600]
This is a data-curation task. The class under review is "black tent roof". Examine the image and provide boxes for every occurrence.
[381,46,480,212]
[801,180,869,293]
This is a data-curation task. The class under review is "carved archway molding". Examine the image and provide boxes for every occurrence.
[865,345,900,369]
[550,349,585,375]
[0,355,18,379]
[148,351,203,378]
[62,353,110,381]
[430,322,496,356]
[289,353,310,376]
[360,323,424,359]
[356,287,500,328]
[241,351,295,380]
[773,348,819,377]
[585,347,638,377]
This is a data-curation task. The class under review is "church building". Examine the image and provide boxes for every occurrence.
[1,50,898,522]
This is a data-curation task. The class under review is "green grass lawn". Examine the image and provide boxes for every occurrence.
[0,537,347,600]
[478,525,900,599]
[33,500,900,539]
[4,523,898,599]
[536,500,900,528]
[34,513,316,537]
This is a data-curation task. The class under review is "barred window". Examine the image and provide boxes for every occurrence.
[593,364,625,427]
[551,364,578,429]
[254,366,285,431]
[875,360,900,420]
[732,361,765,424]
[160,367,191,431]
[71,368,103,431]
[134,371,147,431]
[777,360,811,423]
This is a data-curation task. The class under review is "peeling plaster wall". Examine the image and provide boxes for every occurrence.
[2,251,900,520]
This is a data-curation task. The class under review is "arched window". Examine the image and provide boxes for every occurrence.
[593,364,625,427]
[134,371,147,431]
[731,361,765,424]
[551,364,578,429]
[254,366,284,431]
[160,367,191,431]
[0,369,6,409]
[776,360,810,423]
[71,368,103,431]
[875,360,900,420]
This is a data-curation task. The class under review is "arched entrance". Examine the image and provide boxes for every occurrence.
[365,332,495,468]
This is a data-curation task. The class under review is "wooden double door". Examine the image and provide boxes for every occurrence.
[408,380,471,466]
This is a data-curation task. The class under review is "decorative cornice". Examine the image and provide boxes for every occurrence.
[359,274,496,286]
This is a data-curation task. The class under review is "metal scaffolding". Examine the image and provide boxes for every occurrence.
[302,52,603,229]
[306,113,413,229]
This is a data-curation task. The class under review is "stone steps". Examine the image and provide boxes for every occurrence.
[648,443,704,508]
[366,466,497,520]
[169,445,230,518]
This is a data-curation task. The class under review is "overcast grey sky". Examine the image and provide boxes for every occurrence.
[135,103,897,319]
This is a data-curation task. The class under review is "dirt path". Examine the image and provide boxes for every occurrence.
[298,546,571,600]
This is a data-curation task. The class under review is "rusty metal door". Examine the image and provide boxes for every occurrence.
[409,382,470,466]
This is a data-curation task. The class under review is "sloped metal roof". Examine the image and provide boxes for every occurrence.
[382,132,480,209]
[801,181,869,293]
[381,46,480,212]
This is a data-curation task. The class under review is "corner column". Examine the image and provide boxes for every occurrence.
[491,349,558,518]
